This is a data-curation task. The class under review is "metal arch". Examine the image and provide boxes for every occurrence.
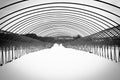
[7,8,112,30]
[94,0,120,37]
[47,2,120,18]
[26,22,89,36]
[10,12,103,34]
[9,17,97,32]
[0,11,116,38]
[8,9,118,38]
[90,25,120,38]
[94,0,120,9]
[20,24,91,36]
[85,31,101,39]
[89,32,107,39]
[0,7,117,38]
[7,9,102,30]
[91,31,113,38]
[36,27,85,37]
[0,2,119,25]
[10,14,101,36]
[15,22,94,36]
[104,31,115,37]
[112,28,120,35]
[43,31,76,37]
[0,7,116,28]
[0,0,28,10]
[21,20,92,36]
[8,14,113,37]
[97,26,120,38]
[45,32,74,37]
[110,27,120,36]
[26,21,93,35]
[109,29,119,36]
[0,1,118,37]
[98,31,113,38]
[0,6,114,31]
[113,26,120,35]
[0,8,116,37]
[18,21,94,35]
[46,32,71,37]
[45,32,73,37]
[116,25,120,31]
[95,27,119,38]
[37,27,83,35]
[3,10,109,34]
[12,12,114,37]
[106,26,120,36]
[4,9,107,35]
[87,26,120,39]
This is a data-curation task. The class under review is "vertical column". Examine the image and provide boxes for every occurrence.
[92,45,94,53]
[119,46,120,62]
[14,47,18,59]
[95,45,97,55]
[19,46,22,58]
[102,45,104,57]
[114,45,119,62]
[105,45,108,58]
[110,46,113,60]
[111,46,115,61]
[97,45,99,56]
[108,45,111,59]
[18,47,21,58]
[0,47,3,66]
[89,45,92,53]
[106,45,109,59]
[93,45,95,54]
[103,45,106,58]
[12,46,16,60]
[2,47,6,65]
[99,46,102,56]
[9,46,13,62]
[5,47,9,63]
[99,45,101,56]
[104,45,106,58]
[96,45,99,56]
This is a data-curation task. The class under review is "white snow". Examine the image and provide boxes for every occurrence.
[0,44,120,80]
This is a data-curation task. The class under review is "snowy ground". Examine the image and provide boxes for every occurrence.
[0,44,120,80]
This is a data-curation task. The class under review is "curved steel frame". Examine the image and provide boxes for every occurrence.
[0,2,120,37]
[10,12,102,34]
[36,27,84,36]
[0,7,116,37]
[0,0,28,10]
[45,32,74,37]
[26,21,92,35]
[94,0,120,9]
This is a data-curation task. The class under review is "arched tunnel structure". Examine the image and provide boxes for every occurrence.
[0,0,120,66]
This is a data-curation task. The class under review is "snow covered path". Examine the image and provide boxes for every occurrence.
[0,44,120,80]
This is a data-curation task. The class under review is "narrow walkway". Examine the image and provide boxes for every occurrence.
[0,44,120,80]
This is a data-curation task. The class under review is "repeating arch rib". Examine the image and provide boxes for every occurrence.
[0,1,120,37]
